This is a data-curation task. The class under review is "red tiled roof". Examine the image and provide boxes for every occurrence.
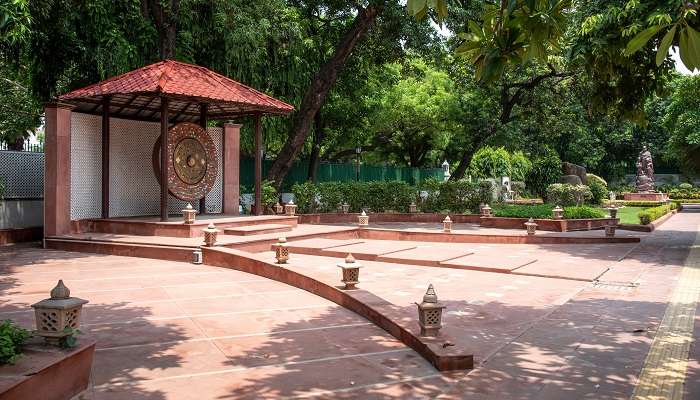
[59,60,293,115]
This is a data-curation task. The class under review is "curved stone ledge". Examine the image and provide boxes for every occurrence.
[201,246,473,372]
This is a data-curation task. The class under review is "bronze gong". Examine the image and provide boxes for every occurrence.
[152,122,218,202]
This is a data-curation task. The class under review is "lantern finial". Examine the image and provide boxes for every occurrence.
[345,253,355,264]
[50,280,70,299]
[423,284,438,303]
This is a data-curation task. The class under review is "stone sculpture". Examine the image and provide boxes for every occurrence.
[635,146,655,193]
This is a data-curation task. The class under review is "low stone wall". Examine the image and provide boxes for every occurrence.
[0,337,95,400]
[480,216,617,232]
[298,212,616,232]
[0,226,42,245]
[0,199,43,229]
[298,212,481,225]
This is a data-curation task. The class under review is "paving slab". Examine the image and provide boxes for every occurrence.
[376,245,475,267]
[439,252,537,272]
[312,240,418,260]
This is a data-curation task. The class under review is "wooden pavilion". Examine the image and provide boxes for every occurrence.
[44,60,293,236]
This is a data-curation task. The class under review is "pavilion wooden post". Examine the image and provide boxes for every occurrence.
[101,96,111,219]
[222,123,241,215]
[254,113,263,216]
[199,103,208,214]
[160,97,169,222]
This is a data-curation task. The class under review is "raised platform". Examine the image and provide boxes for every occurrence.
[70,214,298,238]
[624,192,668,201]
[223,223,292,236]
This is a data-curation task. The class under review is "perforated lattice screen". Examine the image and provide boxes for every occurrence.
[0,151,44,199]
[70,113,222,219]
[70,113,102,219]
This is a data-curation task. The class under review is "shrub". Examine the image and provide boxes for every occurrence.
[316,182,346,213]
[525,147,561,197]
[638,204,677,225]
[291,182,317,213]
[492,204,553,218]
[261,180,278,207]
[546,183,592,206]
[586,173,608,187]
[679,182,693,190]
[563,206,606,219]
[469,146,511,179]
[0,320,30,365]
[292,181,416,213]
[586,174,608,205]
[492,204,606,219]
[509,151,533,181]
[510,181,526,199]
[418,178,487,213]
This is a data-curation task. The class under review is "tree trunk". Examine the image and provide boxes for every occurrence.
[267,4,382,188]
[307,114,325,182]
[450,129,492,180]
[142,0,180,60]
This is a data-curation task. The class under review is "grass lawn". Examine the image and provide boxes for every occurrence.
[605,206,647,224]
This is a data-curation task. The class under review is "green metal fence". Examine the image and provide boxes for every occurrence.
[239,158,443,190]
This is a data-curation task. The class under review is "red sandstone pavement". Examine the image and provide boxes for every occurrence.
[0,211,698,399]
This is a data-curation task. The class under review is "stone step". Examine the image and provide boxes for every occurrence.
[223,224,293,236]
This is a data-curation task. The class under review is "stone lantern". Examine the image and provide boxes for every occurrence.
[442,160,450,182]
[358,210,369,228]
[275,237,289,264]
[443,216,452,233]
[415,284,445,337]
[284,200,297,216]
[337,253,362,289]
[552,205,564,220]
[481,204,492,217]
[203,223,219,247]
[274,202,284,214]
[608,206,618,219]
[31,280,88,346]
[524,218,538,235]
[409,201,417,213]
[182,203,197,224]
[192,248,203,264]
[341,202,350,214]
[605,224,616,237]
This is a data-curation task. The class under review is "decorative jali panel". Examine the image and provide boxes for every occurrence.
[105,115,222,217]
[70,113,102,220]
[0,151,44,199]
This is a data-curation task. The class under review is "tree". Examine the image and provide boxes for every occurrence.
[266,2,382,187]
[664,75,700,174]
[369,58,458,167]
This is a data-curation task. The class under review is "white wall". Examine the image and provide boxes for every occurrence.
[70,113,223,219]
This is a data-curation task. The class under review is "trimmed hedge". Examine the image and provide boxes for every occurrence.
[604,200,667,207]
[564,206,606,219]
[291,181,416,214]
[493,204,606,219]
[291,179,495,214]
[417,178,492,213]
[638,203,677,225]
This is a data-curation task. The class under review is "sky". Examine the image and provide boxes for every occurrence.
[672,47,699,75]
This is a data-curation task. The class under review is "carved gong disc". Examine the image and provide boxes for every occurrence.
[152,122,218,202]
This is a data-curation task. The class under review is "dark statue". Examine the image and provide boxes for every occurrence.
[635,146,655,192]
